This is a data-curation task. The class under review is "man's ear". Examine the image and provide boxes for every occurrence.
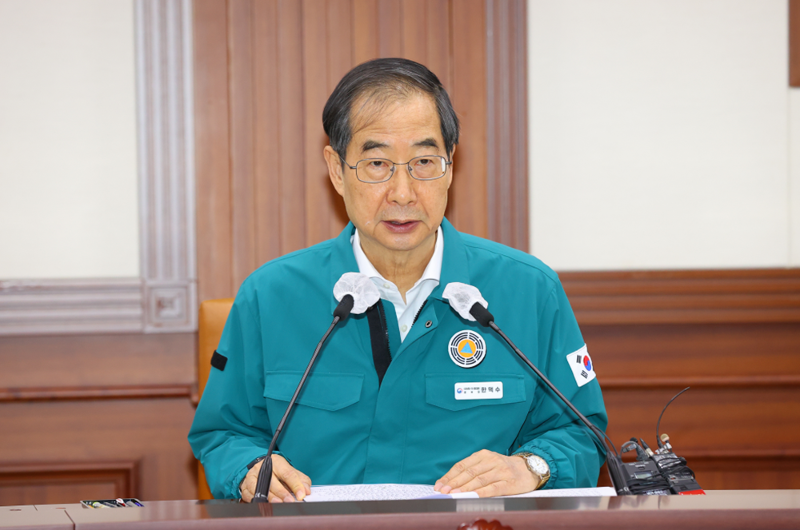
[324,146,345,197]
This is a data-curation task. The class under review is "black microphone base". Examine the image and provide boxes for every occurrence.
[606,455,631,495]
[252,455,273,503]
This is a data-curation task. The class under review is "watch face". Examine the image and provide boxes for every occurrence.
[527,455,549,477]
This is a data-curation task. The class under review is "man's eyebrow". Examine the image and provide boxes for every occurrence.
[413,138,440,149]
[361,140,389,153]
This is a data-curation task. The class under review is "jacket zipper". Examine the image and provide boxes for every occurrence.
[412,300,428,325]
[377,300,391,357]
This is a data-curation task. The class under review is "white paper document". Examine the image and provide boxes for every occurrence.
[304,484,478,502]
[303,484,615,502]
[500,486,617,498]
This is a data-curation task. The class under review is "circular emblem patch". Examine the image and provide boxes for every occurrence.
[449,330,486,368]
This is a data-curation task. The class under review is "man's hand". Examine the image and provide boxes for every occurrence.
[240,454,311,503]
[433,449,539,498]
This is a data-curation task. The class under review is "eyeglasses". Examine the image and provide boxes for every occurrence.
[340,155,452,184]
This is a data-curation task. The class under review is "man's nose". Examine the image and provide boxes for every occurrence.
[386,165,416,205]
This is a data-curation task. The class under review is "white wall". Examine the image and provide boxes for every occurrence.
[0,0,139,279]
[528,0,798,270]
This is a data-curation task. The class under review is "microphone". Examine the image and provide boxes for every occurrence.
[442,282,629,495]
[253,273,380,502]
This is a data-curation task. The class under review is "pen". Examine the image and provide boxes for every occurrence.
[90,502,108,509]
[102,501,119,508]
[116,498,127,507]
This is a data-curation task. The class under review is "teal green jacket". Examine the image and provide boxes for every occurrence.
[189,219,608,499]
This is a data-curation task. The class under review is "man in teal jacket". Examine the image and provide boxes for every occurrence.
[189,58,607,502]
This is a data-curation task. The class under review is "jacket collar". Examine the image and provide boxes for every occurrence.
[430,217,471,301]
[329,222,359,314]
[328,218,470,314]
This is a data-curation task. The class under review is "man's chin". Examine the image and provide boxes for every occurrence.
[375,234,438,256]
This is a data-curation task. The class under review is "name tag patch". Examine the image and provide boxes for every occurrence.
[455,382,503,400]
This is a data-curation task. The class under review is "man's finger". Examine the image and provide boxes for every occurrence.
[273,456,311,501]
[451,467,515,495]
[269,475,294,502]
[240,460,263,503]
[295,470,313,497]
[454,455,539,497]
[441,461,494,492]
[472,481,506,498]
[436,451,502,492]
[241,488,254,503]
[434,450,489,491]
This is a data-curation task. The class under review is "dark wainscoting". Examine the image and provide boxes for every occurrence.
[0,333,197,505]
[563,270,800,491]
[0,460,139,506]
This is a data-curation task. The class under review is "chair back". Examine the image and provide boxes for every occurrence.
[196,298,234,500]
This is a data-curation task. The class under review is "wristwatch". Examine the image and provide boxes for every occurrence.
[514,452,550,489]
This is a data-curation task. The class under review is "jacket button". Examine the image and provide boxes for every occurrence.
[425,320,432,328]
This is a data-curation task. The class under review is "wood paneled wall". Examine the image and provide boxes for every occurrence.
[194,0,528,301]
[564,270,800,490]
[791,0,800,86]
[0,333,197,504]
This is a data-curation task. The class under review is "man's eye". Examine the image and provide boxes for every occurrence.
[369,160,388,169]
[415,157,433,166]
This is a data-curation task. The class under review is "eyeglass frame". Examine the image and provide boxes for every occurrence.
[339,154,453,184]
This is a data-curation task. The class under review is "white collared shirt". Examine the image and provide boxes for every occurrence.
[352,226,443,342]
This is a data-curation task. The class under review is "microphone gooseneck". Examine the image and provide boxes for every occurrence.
[252,306,345,502]
[253,275,374,502]
[448,282,628,494]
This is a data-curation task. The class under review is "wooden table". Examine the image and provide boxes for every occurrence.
[2,490,800,529]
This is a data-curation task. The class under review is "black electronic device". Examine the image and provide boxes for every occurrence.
[604,388,704,496]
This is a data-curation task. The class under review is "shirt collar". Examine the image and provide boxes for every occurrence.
[351,226,444,288]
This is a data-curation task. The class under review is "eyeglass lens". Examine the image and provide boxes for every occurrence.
[356,156,446,182]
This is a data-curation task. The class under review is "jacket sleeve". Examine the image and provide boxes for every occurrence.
[512,282,608,489]
[188,287,273,499]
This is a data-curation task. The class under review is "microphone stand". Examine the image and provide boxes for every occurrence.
[252,295,354,502]
[469,303,629,495]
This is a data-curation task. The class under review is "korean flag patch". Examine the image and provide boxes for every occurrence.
[566,345,596,387]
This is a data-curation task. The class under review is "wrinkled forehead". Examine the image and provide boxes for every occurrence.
[349,88,441,141]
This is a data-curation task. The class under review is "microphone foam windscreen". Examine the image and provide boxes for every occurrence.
[333,272,381,314]
[442,282,488,321]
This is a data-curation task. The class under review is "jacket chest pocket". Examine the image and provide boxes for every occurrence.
[422,373,529,453]
[263,371,366,470]
[425,373,527,412]
[263,371,364,411]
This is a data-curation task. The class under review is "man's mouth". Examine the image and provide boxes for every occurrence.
[383,220,419,233]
